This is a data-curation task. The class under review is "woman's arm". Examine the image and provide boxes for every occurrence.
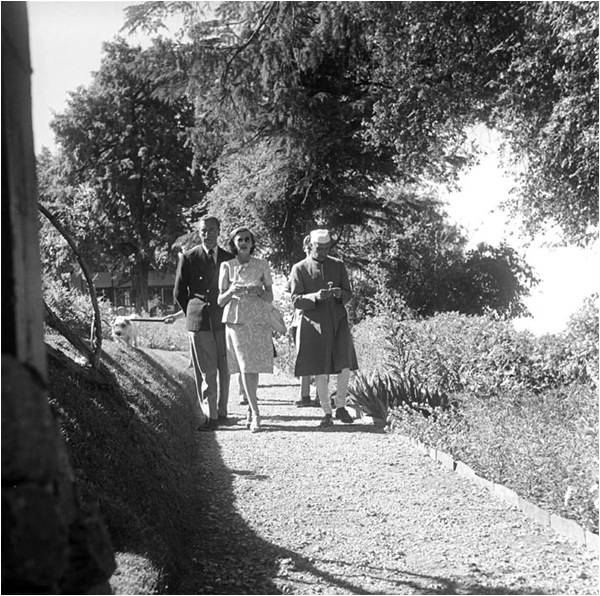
[217,262,234,307]
[261,284,274,303]
[262,260,273,303]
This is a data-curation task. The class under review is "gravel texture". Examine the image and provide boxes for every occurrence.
[173,373,598,595]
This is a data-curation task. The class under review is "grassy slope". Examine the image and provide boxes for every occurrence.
[46,335,202,594]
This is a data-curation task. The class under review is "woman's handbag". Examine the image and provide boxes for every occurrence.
[268,304,287,335]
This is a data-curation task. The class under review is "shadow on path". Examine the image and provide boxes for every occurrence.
[176,440,545,595]
[131,352,539,594]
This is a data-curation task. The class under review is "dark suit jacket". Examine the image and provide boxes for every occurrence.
[174,245,234,332]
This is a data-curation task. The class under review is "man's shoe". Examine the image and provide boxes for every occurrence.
[197,418,218,431]
[335,407,354,424]
[318,413,334,428]
[218,415,234,426]
[295,396,312,407]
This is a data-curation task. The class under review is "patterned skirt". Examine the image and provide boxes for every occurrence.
[226,322,273,374]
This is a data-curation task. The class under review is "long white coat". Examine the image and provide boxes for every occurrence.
[290,255,358,376]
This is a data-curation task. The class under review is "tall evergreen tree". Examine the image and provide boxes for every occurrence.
[126,1,598,247]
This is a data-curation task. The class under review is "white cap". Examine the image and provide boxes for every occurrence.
[310,229,331,244]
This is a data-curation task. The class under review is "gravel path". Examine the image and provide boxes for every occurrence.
[174,373,598,595]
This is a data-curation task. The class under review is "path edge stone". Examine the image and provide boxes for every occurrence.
[401,434,599,553]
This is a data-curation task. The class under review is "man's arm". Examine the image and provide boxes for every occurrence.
[290,263,322,310]
[173,255,189,314]
[163,310,184,324]
[339,262,352,305]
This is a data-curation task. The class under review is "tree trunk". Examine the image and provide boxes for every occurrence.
[2,5,115,591]
[131,263,150,314]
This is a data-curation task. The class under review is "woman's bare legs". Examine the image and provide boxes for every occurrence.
[240,372,260,431]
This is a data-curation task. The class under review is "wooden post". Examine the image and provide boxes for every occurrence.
[1,1,46,378]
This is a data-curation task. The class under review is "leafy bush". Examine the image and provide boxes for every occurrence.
[565,293,599,385]
[271,276,298,376]
[350,314,391,376]
[354,305,599,532]
[388,383,599,533]
[383,312,595,396]
[272,332,296,376]
[43,276,114,340]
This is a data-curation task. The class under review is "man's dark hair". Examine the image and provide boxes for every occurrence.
[199,215,220,229]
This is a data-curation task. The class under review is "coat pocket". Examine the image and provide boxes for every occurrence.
[186,297,207,320]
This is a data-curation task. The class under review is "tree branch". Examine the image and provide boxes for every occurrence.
[220,2,277,88]
[44,301,94,362]
[39,203,103,368]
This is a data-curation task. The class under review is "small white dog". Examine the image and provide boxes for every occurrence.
[111,315,139,347]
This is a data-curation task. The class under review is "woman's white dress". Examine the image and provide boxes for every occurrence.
[221,257,274,374]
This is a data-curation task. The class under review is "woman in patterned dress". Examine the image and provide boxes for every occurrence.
[218,226,274,432]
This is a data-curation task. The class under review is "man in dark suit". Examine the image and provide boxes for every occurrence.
[174,216,233,430]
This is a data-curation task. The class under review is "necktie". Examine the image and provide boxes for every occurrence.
[208,248,215,270]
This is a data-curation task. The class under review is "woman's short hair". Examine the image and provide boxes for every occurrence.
[228,226,256,255]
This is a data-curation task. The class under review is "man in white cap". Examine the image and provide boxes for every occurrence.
[289,229,358,427]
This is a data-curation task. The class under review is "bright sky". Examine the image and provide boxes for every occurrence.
[27,1,598,335]
[28,1,148,151]
[442,151,598,334]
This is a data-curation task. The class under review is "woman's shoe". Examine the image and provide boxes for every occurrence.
[250,414,261,433]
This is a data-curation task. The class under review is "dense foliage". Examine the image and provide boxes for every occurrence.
[389,383,598,534]
[125,1,598,247]
[43,278,114,341]
[38,149,97,277]
[343,188,537,320]
[564,292,599,382]
[490,1,599,244]
[352,295,599,532]
[46,39,206,309]
[353,308,597,395]
[41,1,594,317]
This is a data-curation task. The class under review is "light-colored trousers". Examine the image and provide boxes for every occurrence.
[189,329,230,420]
[315,368,350,415]
[300,375,311,398]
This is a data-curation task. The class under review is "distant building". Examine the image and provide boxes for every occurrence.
[70,271,177,315]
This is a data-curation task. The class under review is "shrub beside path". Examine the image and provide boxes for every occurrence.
[161,365,597,595]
